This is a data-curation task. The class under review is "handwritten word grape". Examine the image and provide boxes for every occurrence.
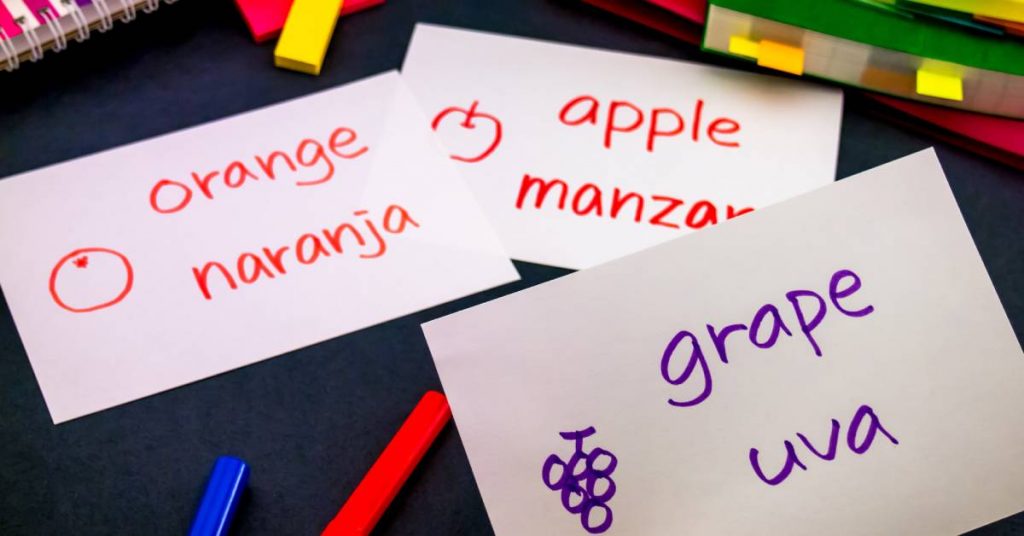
[661,268,874,407]
[749,403,899,486]
[541,427,617,534]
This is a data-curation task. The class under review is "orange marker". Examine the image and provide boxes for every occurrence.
[322,391,452,536]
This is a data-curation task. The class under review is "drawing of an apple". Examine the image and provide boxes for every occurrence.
[431,100,503,163]
[49,247,134,313]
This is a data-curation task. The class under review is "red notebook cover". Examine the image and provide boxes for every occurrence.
[580,0,1024,170]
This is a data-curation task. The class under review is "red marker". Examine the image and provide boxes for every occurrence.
[322,391,452,536]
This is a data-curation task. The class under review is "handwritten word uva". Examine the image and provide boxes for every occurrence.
[749,403,899,486]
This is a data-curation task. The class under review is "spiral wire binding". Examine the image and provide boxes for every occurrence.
[17,16,44,62]
[0,28,18,72]
[63,0,91,43]
[118,0,136,22]
[38,6,67,53]
[1,0,178,72]
[93,0,114,32]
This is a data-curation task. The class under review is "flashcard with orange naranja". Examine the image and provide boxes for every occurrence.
[0,71,517,424]
[402,24,843,269]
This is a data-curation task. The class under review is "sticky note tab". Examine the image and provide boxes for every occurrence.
[728,35,760,59]
[233,0,383,43]
[273,0,344,75]
[916,63,964,101]
[756,39,804,76]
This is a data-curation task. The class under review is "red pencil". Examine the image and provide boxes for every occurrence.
[322,391,452,536]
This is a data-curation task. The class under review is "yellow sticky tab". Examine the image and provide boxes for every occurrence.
[274,0,344,75]
[916,64,964,101]
[756,40,804,76]
[728,35,760,59]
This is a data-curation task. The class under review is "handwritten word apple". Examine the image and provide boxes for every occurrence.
[49,247,134,313]
[559,95,742,152]
[431,101,503,163]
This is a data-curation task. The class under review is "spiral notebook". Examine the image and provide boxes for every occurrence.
[0,0,178,72]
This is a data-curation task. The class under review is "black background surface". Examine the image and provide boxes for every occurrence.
[1,1,1022,534]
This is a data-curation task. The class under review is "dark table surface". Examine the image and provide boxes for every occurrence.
[1,1,1022,534]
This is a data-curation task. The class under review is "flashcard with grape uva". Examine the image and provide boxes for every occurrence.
[422,151,1024,536]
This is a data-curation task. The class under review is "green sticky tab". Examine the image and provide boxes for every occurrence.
[706,0,1024,75]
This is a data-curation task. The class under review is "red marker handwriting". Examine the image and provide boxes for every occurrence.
[431,101,503,163]
[148,125,369,215]
[50,247,134,313]
[559,95,742,152]
[191,204,419,301]
[515,172,753,231]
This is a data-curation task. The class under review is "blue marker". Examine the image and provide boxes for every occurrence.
[189,456,249,536]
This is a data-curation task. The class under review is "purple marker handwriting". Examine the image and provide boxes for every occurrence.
[749,403,899,486]
[660,268,875,408]
[542,427,617,534]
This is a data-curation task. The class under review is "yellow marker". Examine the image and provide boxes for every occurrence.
[756,40,804,76]
[728,35,760,59]
[274,0,345,75]
[916,61,964,101]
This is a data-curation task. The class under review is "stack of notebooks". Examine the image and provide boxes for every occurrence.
[582,0,1024,169]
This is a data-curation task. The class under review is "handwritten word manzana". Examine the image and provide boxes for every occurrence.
[542,427,617,534]
[508,94,751,232]
[659,268,899,485]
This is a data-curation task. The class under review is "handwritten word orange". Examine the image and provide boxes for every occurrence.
[149,126,369,215]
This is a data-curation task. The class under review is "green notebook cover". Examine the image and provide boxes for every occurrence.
[707,0,1024,75]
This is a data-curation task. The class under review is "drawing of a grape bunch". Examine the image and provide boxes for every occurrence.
[541,426,617,534]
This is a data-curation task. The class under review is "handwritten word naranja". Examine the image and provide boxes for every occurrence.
[191,204,418,301]
[516,173,753,231]
[749,403,899,486]
[559,95,742,152]
[660,268,874,408]
[149,126,369,215]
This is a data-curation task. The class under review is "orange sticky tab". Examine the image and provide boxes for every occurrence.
[728,35,760,59]
[756,40,804,76]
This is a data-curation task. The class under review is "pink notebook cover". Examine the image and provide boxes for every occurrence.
[233,0,385,43]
